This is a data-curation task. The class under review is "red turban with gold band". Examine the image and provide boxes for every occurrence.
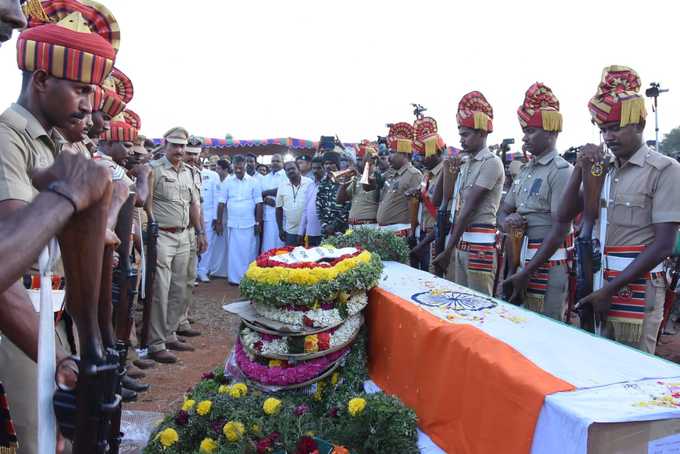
[102,109,140,143]
[93,67,133,118]
[456,91,493,132]
[517,82,562,132]
[588,65,647,127]
[413,116,446,157]
[387,122,414,154]
[19,0,119,85]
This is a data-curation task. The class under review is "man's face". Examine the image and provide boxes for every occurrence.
[458,127,485,153]
[323,160,338,174]
[600,121,644,158]
[312,162,324,180]
[246,156,257,173]
[296,158,310,174]
[257,165,268,176]
[388,151,407,170]
[377,153,390,171]
[60,113,92,143]
[522,127,554,157]
[339,157,349,170]
[270,154,283,172]
[233,162,246,179]
[0,0,26,46]
[107,141,133,166]
[40,74,94,132]
[89,111,111,138]
[165,142,186,165]
[284,162,300,181]
[423,153,440,170]
[184,152,199,166]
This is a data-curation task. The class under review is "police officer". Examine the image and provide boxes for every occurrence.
[498,83,572,320]
[146,127,203,363]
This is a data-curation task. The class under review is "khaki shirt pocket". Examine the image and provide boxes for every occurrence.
[610,192,650,227]
[525,178,550,211]
[160,175,180,201]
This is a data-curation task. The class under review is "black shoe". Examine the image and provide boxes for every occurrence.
[121,387,138,402]
[122,375,150,393]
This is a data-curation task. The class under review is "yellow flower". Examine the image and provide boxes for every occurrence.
[268,359,284,368]
[182,399,196,411]
[263,397,282,415]
[229,383,248,398]
[348,397,367,417]
[331,372,339,386]
[345,229,353,235]
[251,423,262,435]
[305,431,316,437]
[313,380,325,401]
[158,428,179,447]
[196,400,212,416]
[218,385,229,394]
[222,421,245,442]
[304,335,319,353]
[199,437,218,453]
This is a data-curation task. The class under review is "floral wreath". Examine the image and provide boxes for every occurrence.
[240,247,383,308]
[234,340,349,387]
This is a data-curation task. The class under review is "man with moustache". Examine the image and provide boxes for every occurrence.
[0,2,119,451]
[317,150,351,238]
[296,154,312,178]
[498,83,572,320]
[298,156,325,247]
[145,127,201,363]
[0,0,24,45]
[432,92,505,295]
[276,161,311,246]
[259,153,287,252]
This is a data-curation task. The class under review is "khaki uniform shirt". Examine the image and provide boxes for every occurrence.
[377,163,423,225]
[601,145,680,247]
[149,156,195,229]
[504,149,572,239]
[421,161,443,230]
[347,177,379,221]
[186,164,202,202]
[0,104,61,203]
[456,148,505,226]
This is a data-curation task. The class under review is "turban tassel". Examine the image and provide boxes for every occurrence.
[473,112,490,131]
[397,139,412,154]
[541,111,563,132]
[620,97,646,128]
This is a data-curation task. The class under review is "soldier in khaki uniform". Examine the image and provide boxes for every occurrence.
[433,92,505,296]
[175,142,206,340]
[337,142,379,226]
[146,127,202,363]
[376,122,423,236]
[498,83,573,320]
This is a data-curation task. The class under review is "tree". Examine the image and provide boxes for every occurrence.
[661,126,680,158]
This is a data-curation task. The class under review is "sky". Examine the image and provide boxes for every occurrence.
[0,0,678,154]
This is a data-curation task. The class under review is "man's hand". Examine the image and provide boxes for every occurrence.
[105,228,121,248]
[197,234,207,254]
[576,143,605,170]
[255,223,262,236]
[32,150,112,212]
[501,269,530,301]
[324,225,335,236]
[502,213,526,232]
[264,197,276,207]
[279,228,286,242]
[129,163,151,180]
[214,220,224,236]
[575,287,614,322]
[432,249,452,275]
[409,242,424,261]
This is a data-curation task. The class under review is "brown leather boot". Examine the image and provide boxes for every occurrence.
[133,358,156,369]
[176,327,201,337]
[127,364,146,379]
[149,350,178,364]
[167,340,195,352]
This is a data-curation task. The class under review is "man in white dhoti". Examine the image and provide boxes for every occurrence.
[208,160,231,278]
[197,157,221,282]
[215,155,263,285]
[259,153,287,253]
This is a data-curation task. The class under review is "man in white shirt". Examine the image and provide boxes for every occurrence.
[208,160,231,278]
[197,158,221,282]
[298,156,325,247]
[215,155,263,285]
[276,161,312,246]
[259,154,287,253]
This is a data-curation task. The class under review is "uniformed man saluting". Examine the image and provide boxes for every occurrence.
[146,127,204,363]
[432,92,505,296]
[498,83,573,320]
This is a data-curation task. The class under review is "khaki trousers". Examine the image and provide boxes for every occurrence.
[148,229,189,353]
[178,229,197,332]
[0,320,69,454]
[522,263,569,322]
[605,275,666,354]
[449,247,496,296]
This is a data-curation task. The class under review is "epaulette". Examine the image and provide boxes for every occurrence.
[553,154,570,169]
[149,159,163,169]
[646,150,674,171]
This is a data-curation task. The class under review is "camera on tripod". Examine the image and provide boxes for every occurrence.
[645,82,669,98]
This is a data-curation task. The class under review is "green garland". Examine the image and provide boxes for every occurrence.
[144,333,418,454]
[322,228,409,264]
[239,254,383,308]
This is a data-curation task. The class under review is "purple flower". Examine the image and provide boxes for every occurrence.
[202,371,215,381]
[294,403,310,416]
[210,418,226,434]
[174,410,189,426]
[327,406,339,417]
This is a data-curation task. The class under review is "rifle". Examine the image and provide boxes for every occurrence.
[109,194,137,453]
[140,220,159,348]
[433,156,462,272]
[658,232,680,341]
[501,227,526,303]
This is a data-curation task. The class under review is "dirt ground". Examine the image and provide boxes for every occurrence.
[126,278,241,413]
[126,281,680,415]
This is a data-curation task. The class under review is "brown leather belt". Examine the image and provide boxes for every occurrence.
[159,226,187,233]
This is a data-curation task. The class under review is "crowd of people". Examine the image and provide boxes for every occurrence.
[0,0,679,453]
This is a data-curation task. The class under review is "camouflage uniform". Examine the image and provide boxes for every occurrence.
[317,177,350,236]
